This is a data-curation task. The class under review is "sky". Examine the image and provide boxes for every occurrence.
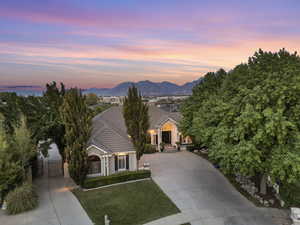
[0,0,300,88]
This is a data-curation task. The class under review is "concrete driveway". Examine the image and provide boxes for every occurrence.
[141,151,276,225]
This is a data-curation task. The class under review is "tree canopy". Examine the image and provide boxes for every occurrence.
[180,49,300,191]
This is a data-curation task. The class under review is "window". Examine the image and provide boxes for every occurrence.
[118,155,126,170]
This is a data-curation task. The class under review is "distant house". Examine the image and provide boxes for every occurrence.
[101,96,125,105]
[86,106,191,177]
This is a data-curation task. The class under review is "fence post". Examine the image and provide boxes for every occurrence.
[104,214,110,225]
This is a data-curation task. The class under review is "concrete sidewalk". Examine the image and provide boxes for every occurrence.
[0,176,93,225]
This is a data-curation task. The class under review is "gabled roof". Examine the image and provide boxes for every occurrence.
[88,106,182,153]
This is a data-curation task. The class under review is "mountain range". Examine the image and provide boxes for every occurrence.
[83,78,202,96]
[0,78,203,96]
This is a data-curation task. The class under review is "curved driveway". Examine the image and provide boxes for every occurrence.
[141,151,275,225]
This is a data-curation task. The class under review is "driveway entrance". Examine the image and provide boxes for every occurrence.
[140,151,276,225]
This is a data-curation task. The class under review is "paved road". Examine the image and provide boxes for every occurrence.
[0,173,93,225]
[141,151,276,225]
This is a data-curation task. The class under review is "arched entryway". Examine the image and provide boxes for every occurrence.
[88,155,101,175]
[161,121,175,145]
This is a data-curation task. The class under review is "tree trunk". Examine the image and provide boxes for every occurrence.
[260,174,267,195]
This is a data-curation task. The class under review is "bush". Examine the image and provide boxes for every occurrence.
[186,144,205,152]
[84,170,151,189]
[186,144,195,152]
[280,182,300,207]
[144,144,157,154]
[5,183,38,215]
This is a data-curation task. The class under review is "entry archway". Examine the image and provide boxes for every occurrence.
[88,155,101,175]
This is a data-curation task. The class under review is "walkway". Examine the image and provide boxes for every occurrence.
[141,151,277,225]
[0,161,93,225]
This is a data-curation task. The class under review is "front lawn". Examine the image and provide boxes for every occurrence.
[73,180,180,225]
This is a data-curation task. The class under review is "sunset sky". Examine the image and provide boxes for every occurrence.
[1,0,300,88]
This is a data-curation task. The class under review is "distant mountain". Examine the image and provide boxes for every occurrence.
[0,85,43,96]
[1,78,203,96]
[83,79,203,96]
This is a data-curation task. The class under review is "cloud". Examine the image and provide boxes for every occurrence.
[1,0,300,87]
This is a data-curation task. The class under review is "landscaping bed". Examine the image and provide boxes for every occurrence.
[73,180,180,225]
[84,170,151,189]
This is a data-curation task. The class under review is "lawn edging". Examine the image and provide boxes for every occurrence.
[82,178,151,191]
[83,169,151,189]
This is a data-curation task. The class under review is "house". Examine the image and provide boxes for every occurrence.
[86,106,191,177]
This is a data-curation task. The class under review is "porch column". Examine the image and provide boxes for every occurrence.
[157,128,162,151]
[175,125,179,144]
[150,133,154,145]
[106,156,110,176]
[101,156,106,176]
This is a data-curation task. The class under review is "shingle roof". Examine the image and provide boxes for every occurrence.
[88,106,182,153]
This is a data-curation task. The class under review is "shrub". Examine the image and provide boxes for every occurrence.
[5,183,38,215]
[280,182,300,207]
[186,144,195,152]
[144,144,157,154]
[186,144,205,152]
[84,170,151,189]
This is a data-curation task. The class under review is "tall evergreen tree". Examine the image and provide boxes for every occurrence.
[60,88,91,185]
[0,114,23,203]
[10,116,36,179]
[123,86,149,167]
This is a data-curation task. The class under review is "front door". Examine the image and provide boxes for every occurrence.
[162,131,171,144]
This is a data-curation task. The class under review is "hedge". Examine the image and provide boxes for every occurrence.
[84,170,151,189]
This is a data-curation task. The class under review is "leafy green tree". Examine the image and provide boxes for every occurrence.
[180,69,226,143]
[43,82,66,158]
[17,82,65,158]
[123,86,150,166]
[0,92,21,134]
[60,88,91,185]
[181,49,300,194]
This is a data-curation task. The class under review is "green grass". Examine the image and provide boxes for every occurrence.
[73,180,180,225]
